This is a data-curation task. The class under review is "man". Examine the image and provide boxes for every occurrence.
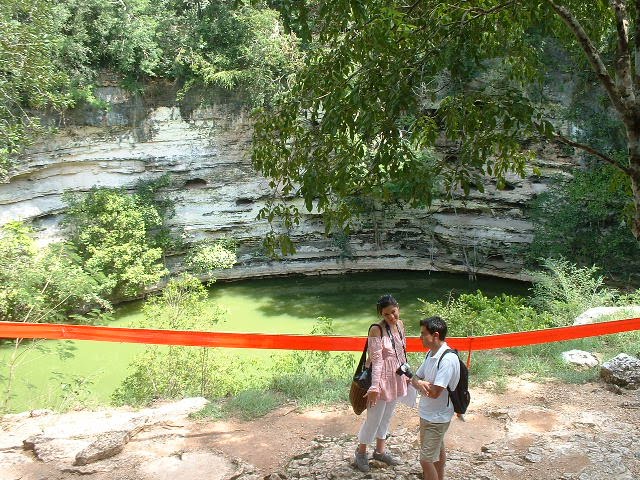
[410,316,460,480]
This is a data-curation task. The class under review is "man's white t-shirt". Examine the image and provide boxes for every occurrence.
[415,342,460,423]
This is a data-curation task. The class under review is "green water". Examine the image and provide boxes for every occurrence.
[2,270,529,412]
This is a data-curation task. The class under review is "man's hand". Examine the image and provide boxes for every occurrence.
[412,378,429,396]
[426,383,445,399]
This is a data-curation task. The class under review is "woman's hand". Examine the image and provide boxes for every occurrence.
[365,390,379,408]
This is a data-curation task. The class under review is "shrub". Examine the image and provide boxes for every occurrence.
[417,290,553,337]
[62,187,168,299]
[527,165,640,279]
[0,221,109,323]
[111,274,258,406]
[527,258,617,326]
[186,240,237,275]
[268,317,355,405]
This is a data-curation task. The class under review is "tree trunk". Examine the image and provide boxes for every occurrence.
[627,126,640,240]
[629,159,640,240]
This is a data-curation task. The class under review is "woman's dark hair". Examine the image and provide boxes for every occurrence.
[419,316,448,340]
[376,294,399,315]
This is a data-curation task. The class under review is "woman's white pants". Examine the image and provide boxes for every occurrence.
[357,398,398,445]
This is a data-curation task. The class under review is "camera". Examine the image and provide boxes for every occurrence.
[396,362,413,378]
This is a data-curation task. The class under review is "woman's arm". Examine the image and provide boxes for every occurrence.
[366,324,383,393]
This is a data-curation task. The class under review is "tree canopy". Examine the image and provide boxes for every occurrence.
[0,0,73,178]
[252,0,640,244]
[0,0,301,179]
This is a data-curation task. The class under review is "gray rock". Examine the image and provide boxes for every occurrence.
[562,350,599,368]
[601,354,640,389]
[573,306,640,326]
[74,430,131,466]
[524,452,543,463]
[494,460,525,473]
[0,86,583,283]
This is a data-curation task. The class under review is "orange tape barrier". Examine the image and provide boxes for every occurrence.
[1,317,639,352]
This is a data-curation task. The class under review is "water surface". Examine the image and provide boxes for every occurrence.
[3,270,529,411]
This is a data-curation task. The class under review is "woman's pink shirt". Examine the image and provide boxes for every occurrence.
[366,326,408,402]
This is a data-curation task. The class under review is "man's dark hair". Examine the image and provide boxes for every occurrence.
[376,294,398,315]
[419,316,448,340]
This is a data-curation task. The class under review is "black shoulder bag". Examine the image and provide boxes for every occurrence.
[353,323,382,389]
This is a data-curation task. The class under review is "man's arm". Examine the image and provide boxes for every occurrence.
[424,383,445,399]
[411,376,445,398]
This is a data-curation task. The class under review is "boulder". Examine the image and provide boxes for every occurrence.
[600,353,640,389]
[573,306,640,325]
[74,430,131,466]
[561,350,599,368]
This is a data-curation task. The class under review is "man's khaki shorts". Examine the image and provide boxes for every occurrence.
[419,418,451,462]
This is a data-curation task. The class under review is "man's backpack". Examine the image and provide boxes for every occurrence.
[436,349,471,415]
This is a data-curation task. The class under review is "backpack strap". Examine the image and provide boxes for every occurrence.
[436,348,457,407]
[436,348,456,369]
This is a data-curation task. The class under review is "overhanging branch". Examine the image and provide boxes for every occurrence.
[635,0,640,90]
[551,131,631,175]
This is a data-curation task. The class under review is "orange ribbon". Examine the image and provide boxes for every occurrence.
[1,317,638,354]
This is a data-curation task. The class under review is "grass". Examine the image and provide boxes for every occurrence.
[187,331,640,421]
[220,389,285,420]
[467,351,509,388]
[466,330,640,391]
[269,374,349,406]
[189,401,224,420]
[8,284,638,421]
[2,270,529,413]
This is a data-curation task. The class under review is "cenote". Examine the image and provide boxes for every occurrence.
[3,270,530,412]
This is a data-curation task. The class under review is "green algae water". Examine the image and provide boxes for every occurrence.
[1,271,529,412]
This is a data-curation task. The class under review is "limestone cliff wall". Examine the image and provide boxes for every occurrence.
[0,82,577,281]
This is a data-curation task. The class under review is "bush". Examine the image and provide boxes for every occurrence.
[62,187,168,299]
[268,317,355,406]
[527,164,640,279]
[417,290,553,337]
[186,240,237,275]
[527,258,617,326]
[0,221,109,323]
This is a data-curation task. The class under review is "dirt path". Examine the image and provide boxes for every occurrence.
[3,377,639,480]
[188,377,640,478]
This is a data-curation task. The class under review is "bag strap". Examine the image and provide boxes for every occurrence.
[356,324,382,375]
[436,348,456,369]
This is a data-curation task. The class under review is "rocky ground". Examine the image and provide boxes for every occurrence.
[1,377,639,480]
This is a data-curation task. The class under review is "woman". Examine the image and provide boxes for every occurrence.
[354,294,410,472]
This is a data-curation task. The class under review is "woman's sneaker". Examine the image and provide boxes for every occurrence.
[372,450,401,466]
[354,449,370,472]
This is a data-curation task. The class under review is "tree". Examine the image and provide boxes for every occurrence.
[0,221,108,323]
[111,274,246,405]
[528,164,640,278]
[0,221,110,412]
[0,0,72,179]
[252,0,640,245]
[62,188,168,299]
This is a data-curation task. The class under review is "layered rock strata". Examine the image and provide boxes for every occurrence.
[0,82,578,281]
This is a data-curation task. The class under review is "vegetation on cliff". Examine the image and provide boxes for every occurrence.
[251,0,640,246]
[0,180,235,324]
[2,0,639,277]
[0,0,301,179]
